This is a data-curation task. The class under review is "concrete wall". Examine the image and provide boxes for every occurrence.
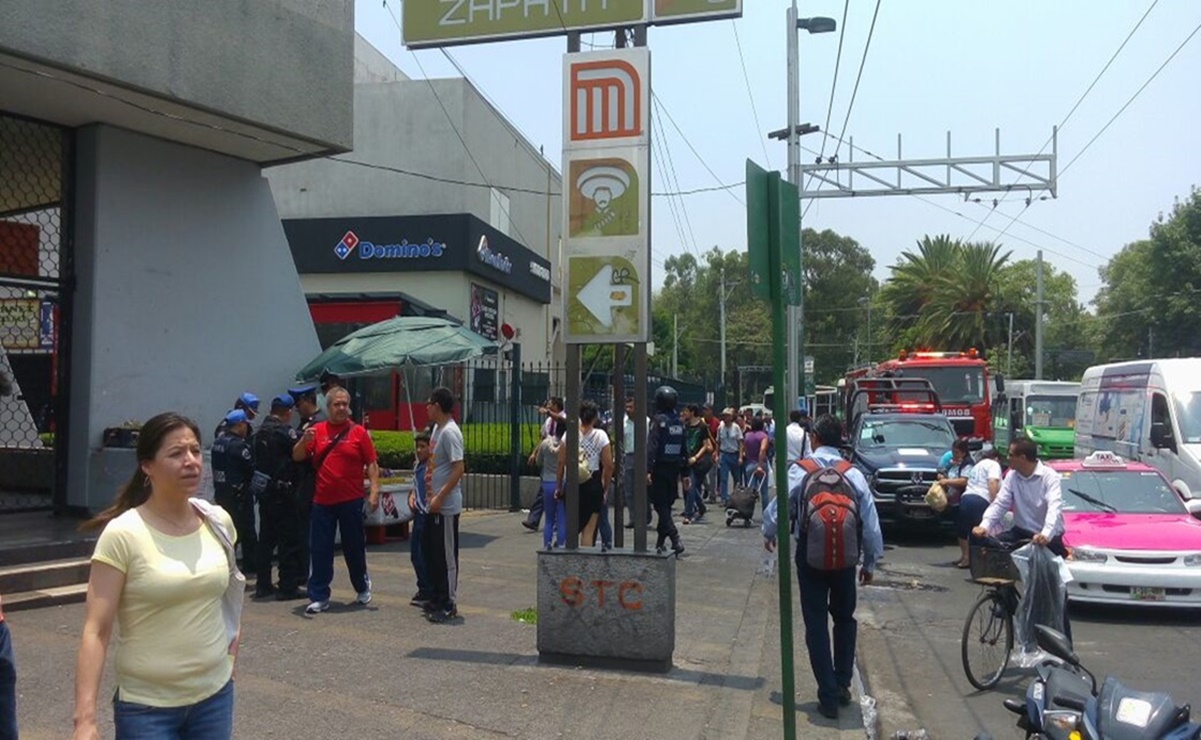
[1,0,353,151]
[67,125,321,511]
[300,271,549,353]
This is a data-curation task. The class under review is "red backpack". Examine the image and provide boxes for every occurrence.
[790,459,862,571]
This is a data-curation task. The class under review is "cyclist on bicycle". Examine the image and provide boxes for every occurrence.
[971,435,1071,640]
[971,436,1065,556]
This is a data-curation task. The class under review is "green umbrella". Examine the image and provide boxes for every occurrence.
[295,316,497,382]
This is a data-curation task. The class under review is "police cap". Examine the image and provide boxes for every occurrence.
[236,392,260,411]
[271,393,295,410]
[288,384,318,403]
[224,409,250,426]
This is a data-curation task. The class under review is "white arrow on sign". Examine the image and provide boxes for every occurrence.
[577,264,633,328]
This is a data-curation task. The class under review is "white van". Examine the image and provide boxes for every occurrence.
[1075,359,1201,498]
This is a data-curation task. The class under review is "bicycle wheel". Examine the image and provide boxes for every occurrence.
[961,590,1014,691]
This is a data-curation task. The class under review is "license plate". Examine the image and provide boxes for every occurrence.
[1131,587,1166,602]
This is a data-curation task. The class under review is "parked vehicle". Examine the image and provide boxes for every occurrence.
[995,624,1201,739]
[992,380,1080,459]
[1050,452,1201,607]
[844,378,957,525]
[1075,359,1201,500]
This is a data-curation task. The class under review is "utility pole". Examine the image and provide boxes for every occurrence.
[785,1,802,412]
[719,268,727,382]
[1035,250,1044,380]
[1148,326,1154,358]
[672,313,682,378]
[1007,312,1015,379]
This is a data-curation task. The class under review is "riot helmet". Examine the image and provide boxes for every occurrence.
[653,385,678,413]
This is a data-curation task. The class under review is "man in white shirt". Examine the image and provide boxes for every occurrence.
[622,397,650,528]
[785,410,811,465]
[972,437,1066,557]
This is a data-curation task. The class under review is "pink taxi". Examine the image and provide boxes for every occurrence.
[1052,452,1201,607]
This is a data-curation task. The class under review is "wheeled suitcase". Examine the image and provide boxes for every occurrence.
[726,471,764,527]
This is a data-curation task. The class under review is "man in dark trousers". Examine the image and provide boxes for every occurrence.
[252,394,307,600]
[289,383,323,582]
[211,408,258,573]
[762,414,883,720]
[423,386,465,623]
[646,386,686,557]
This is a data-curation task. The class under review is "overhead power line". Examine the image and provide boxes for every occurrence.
[831,0,881,170]
[651,93,745,206]
[731,20,773,169]
[816,1,850,167]
[968,0,1161,241]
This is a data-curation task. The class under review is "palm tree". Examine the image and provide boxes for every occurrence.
[925,242,1011,348]
[880,235,962,344]
[880,236,1009,349]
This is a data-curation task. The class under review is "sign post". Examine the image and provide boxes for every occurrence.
[747,159,801,739]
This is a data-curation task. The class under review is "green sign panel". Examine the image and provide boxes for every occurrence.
[745,160,800,306]
[653,0,741,23]
[404,0,644,48]
[404,0,742,48]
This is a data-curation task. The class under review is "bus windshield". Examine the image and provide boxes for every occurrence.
[899,367,986,405]
[1026,395,1077,428]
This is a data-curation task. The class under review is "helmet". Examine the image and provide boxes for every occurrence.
[653,385,678,413]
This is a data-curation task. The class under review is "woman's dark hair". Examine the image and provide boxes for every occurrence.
[750,416,765,432]
[82,412,201,531]
[428,386,456,413]
[552,419,567,439]
[579,400,599,426]
[951,437,971,457]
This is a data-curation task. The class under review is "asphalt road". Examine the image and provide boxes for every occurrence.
[857,528,1201,738]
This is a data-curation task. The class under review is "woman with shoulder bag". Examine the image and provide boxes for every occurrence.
[954,443,1002,568]
[74,413,242,740]
[556,401,613,549]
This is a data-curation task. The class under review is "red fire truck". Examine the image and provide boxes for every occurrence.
[845,349,997,440]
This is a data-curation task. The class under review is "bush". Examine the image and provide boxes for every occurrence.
[39,432,54,448]
[370,430,414,470]
[371,425,548,475]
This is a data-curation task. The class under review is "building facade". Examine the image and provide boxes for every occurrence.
[0,0,353,513]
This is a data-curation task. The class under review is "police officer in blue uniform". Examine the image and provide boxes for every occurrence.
[213,391,260,440]
[289,384,323,583]
[211,408,257,572]
[252,394,307,600]
[647,386,686,557]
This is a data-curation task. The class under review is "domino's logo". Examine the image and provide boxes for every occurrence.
[334,231,359,260]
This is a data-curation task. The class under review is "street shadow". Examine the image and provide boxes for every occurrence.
[406,647,765,690]
[369,530,500,556]
[1069,602,1201,626]
[768,691,850,726]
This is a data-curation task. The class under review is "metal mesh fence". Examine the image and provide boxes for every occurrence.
[0,113,72,512]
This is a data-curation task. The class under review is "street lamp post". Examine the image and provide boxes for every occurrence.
[785,3,837,413]
[860,295,872,365]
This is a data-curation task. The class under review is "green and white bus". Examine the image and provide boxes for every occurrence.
[991,380,1081,459]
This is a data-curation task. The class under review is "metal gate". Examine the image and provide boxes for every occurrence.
[0,112,74,512]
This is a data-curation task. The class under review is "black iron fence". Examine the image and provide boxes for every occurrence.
[0,112,74,513]
[433,352,711,511]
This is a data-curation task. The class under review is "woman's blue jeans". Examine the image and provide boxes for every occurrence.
[113,679,234,739]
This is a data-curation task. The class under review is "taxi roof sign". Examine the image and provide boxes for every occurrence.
[1081,450,1126,468]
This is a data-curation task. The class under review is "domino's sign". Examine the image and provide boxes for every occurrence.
[334,230,446,261]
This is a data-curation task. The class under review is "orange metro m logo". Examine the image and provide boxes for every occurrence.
[569,59,642,142]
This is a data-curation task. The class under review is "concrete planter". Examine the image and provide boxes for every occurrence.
[536,549,676,673]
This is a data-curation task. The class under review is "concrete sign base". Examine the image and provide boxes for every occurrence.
[536,549,676,673]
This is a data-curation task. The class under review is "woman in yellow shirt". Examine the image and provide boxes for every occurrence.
[73,413,238,740]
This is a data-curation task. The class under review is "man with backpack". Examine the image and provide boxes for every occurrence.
[761,413,883,720]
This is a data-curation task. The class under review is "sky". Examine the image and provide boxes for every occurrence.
[354,0,1201,307]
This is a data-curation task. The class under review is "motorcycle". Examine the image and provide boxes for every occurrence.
[997,625,1201,739]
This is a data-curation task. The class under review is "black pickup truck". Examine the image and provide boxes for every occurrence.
[847,410,957,525]
[843,377,959,525]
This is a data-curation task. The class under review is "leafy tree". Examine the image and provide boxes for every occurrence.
[1093,188,1201,361]
[993,259,1088,379]
[801,228,878,383]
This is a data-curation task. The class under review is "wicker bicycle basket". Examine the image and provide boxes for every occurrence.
[969,546,1020,582]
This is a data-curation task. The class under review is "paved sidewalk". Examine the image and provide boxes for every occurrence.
[9,510,869,739]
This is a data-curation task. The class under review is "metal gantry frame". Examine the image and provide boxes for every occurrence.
[800,128,1058,200]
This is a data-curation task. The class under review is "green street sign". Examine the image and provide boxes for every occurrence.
[403,0,742,48]
[404,0,643,48]
[745,160,800,306]
[745,159,772,301]
[653,0,742,23]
